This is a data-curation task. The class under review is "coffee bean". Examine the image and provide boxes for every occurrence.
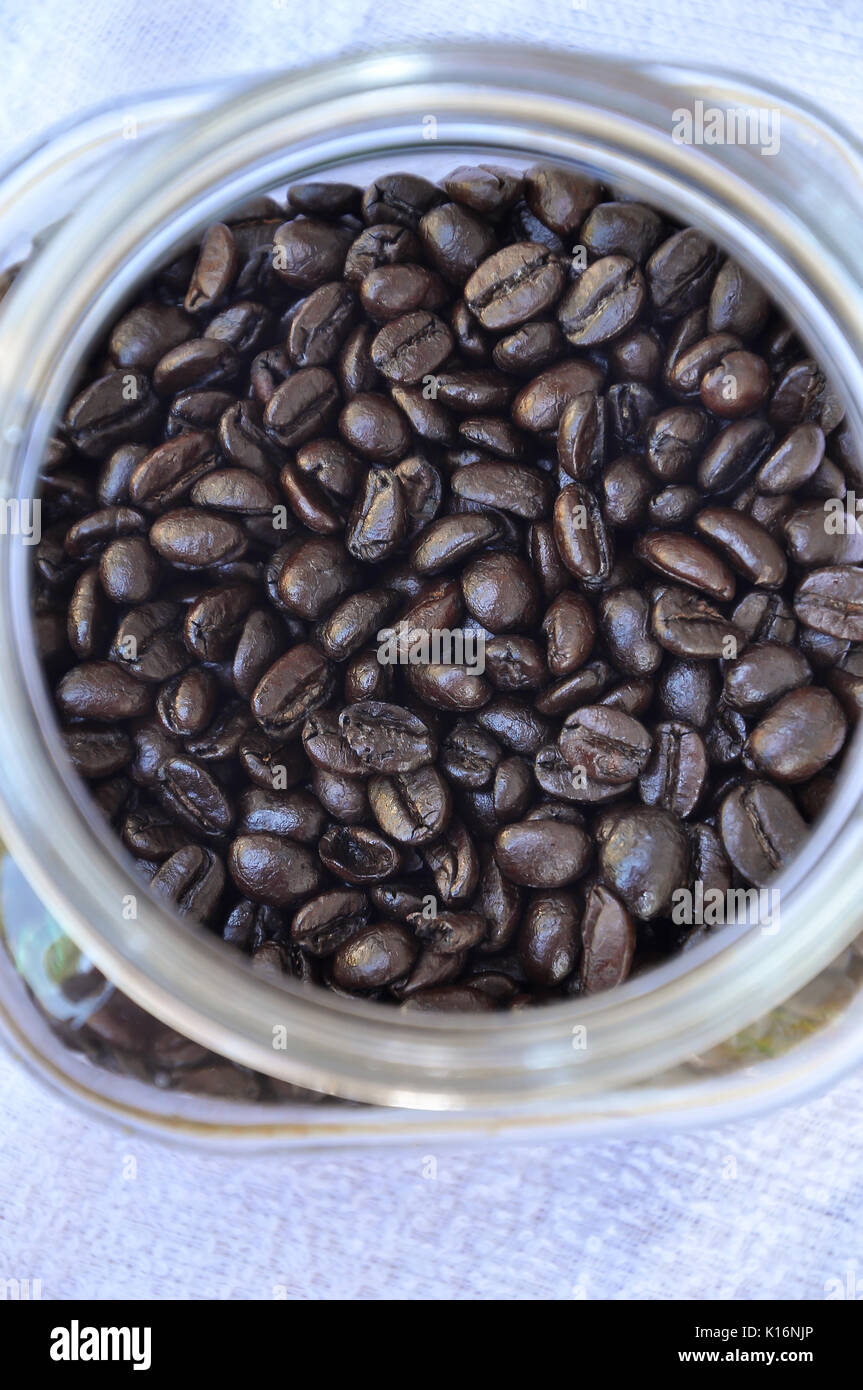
[579,883,635,993]
[494,819,591,888]
[518,891,580,984]
[558,256,646,347]
[595,804,689,919]
[719,782,807,886]
[464,242,565,330]
[746,686,846,781]
[339,701,436,773]
[151,845,225,921]
[450,462,551,519]
[652,586,744,659]
[553,482,613,582]
[634,531,735,602]
[794,566,863,641]
[57,662,153,721]
[250,641,335,739]
[229,833,323,906]
[638,721,707,817]
[462,552,539,632]
[320,825,402,884]
[559,705,652,783]
[368,766,452,845]
[694,506,787,587]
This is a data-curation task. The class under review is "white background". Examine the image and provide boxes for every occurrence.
[2,0,863,1301]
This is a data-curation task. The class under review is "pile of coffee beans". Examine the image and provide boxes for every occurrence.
[34,163,863,1012]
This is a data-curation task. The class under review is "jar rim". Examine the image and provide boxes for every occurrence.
[2,44,863,1108]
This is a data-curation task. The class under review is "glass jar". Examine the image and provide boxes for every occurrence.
[2,44,863,1143]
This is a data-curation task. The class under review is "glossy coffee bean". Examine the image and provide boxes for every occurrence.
[595,804,689,919]
[719,782,807,886]
[494,819,591,888]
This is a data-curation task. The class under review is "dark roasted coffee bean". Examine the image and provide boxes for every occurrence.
[595,804,689,919]
[272,218,351,287]
[582,201,663,263]
[746,686,846,782]
[237,787,325,843]
[707,260,770,339]
[264,367,340,447]
[149,508,247,568]
[638,721,707,817]
[346,467,407,561]
[598,587,662,676]
[719,782,807,886]
[579,883,635,992]
[464,242,565,330]
[559,705,651,783]
[158,755,234,837]
[695,506,787,587]
[451,462,551,519]
[362,173,443,230]
[646,228,718,320]
[794,566,863,641]
[635,531,735,602]
[784,501,863,568]
[495,818,591,888]
[558,256,646,347]
[339,391,411,462]
[723,642,811,714]
[462,552,539,632]
[542,590,596,676]
[151,845,225,921]
[518,891,580,985]
[645,406,711,481]
[493,320,565,376]
[154,339,240,396]
[557,391,603,479]
[553,482,612,582]
[251,645,335,738]
[525,163,599,234]
[698,418,774,494]
[292,889,369,956]
[320,825,402,884]
[229,833,323,906]
[368,766,452,845]
[65,371,160,459]
[652,586,744,659]
[658,658,718,728]
[339,701,435,773]
[421,819,480,904]
[110,302,195,370]
[601,454,652,529]
[156,668,217,737]
[277,537,359,619]
[63,726,132,779]
[370,310,453,384]
[57,661,153,721]
[512,360,604,433]
[769,358,844,434]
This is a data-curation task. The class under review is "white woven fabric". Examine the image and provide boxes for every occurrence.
[2,0,863,1302]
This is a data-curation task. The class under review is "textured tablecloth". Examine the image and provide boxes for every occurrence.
[2,0,863,1302]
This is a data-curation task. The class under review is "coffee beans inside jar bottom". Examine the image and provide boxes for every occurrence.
[33,161,862,1012]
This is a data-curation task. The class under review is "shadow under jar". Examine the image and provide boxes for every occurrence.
[2,47,863,1128]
